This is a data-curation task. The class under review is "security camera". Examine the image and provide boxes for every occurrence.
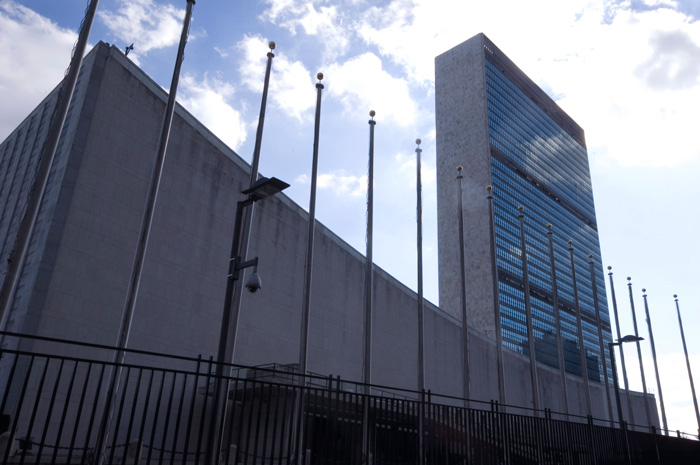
[245,272,262,293]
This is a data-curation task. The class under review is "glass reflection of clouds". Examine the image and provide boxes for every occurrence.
[485,55,613,384]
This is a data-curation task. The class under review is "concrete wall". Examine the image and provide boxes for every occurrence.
[0,43,658,428]
[434,34,497,337]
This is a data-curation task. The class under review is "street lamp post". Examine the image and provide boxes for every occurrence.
[208,176,289,465]
[609,335,645,428]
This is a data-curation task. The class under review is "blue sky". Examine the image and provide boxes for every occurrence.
[2,0,699,435]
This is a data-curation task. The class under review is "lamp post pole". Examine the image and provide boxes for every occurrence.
[207,177,288,465]
[608,267,635,426]
[609,335,644,426]
[609,342,625,427]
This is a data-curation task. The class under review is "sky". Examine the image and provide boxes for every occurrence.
[1,0,699,436]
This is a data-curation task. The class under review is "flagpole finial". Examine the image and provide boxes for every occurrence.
[457,165,463,172]
[627,277,631,282]
[567,239,573,245]
[588,253,593,259]
[316,72,324,81]
[546,223,552,229]
[674,294,678,299]
[269,41,276,50]
[607,265,612,271]
[518,205,524,212]
[486,185,492,192]
[370,110,375,118]
[642,288,646,293]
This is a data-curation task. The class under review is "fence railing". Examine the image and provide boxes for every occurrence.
[0,331,699,465]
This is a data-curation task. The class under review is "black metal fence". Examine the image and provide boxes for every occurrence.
[0,331,698,465]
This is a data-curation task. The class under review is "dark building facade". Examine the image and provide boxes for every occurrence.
[436,34,613,390]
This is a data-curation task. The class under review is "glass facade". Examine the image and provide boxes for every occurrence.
[484,52,613,384]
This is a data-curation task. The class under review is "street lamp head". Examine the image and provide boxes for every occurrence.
[242,176,290,202]
[618,335,644,344]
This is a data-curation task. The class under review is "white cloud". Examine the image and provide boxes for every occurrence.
[238,35,316,121]
[355,0,700,168]
[98,0,184,54]
[178,74,247,150]
[326,53,417,127]
[0,1,76,140]
[213,46,229,58]
[260,0,350,61]
[295,171,367,198]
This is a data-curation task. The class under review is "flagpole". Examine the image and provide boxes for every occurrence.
[363,110,376,389]
[415,138,425,465]
[674,295,700,438]
[626,277,653,429]
[568,240,592,418]
[361,111,376,465]
[518,207,540,414]
[546,224,569,418]
[456,166,471,406]
[642,289,668,435]
[0,0,101,331]
[295,72,324,465]
[224,41,277,364]
[608,266,635,425]
[208,40,276,465]
[588,254,614,426]
[97,2,195,463]
[487,186,506,407]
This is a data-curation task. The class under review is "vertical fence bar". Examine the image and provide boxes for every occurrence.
[158,372,178,465]
[35,359,65,463]
[195,357,213,465]
[121,368,143,465]
[169,372,187,465]
[19,357,50,465]
[108,366,132,464]
[146,371,166,465]
[51,360,79,464]
[69,361,93,464]
[222,375,238,465]
[136,370,155,465]
[182,356,201,465]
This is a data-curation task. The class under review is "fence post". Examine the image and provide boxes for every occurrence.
[418,389,425,465]
[651,425,661,464]
[587,415,599,465]
[624,421,633,465]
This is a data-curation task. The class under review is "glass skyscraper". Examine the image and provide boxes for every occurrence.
[436,34,613,391]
